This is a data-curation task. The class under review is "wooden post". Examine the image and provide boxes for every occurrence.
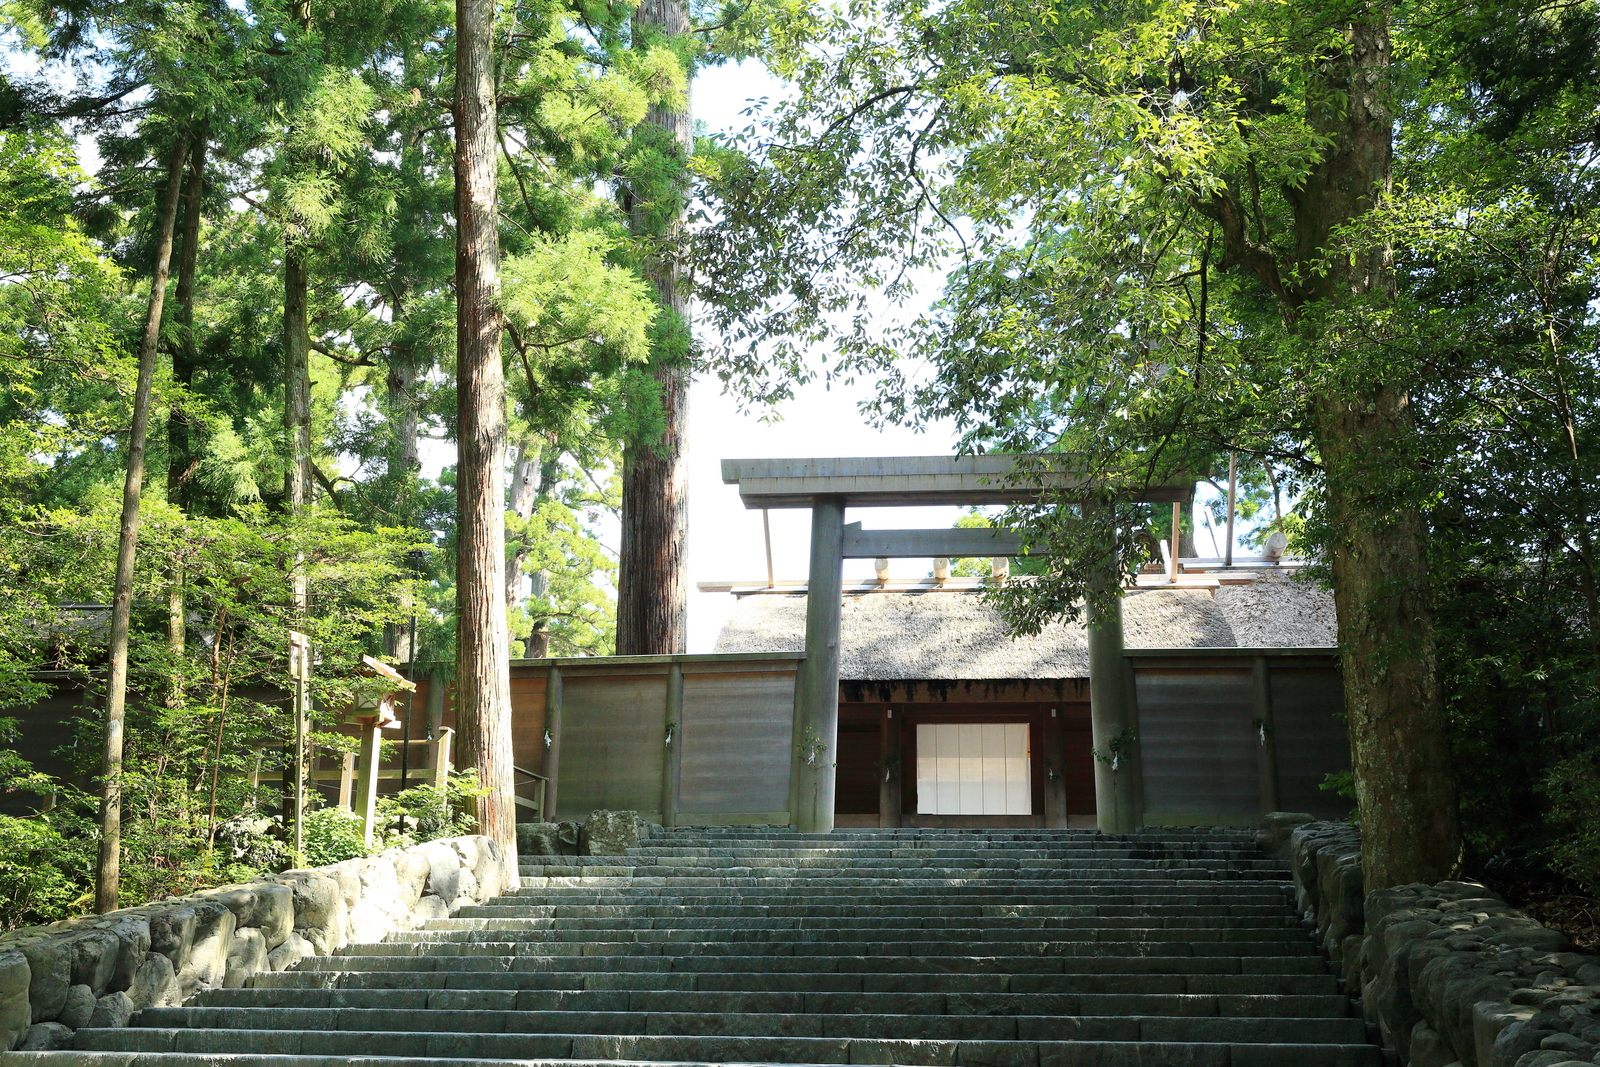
[878,708,901,828]
[356,720,382,847]
[432,727,454,791]
[288,630,311,866]
[542,667,563,819]
[1087,529,1140,834]
[1224,454,1237,568]
[791,496,845,832]
[1043,707,1068,828]
[337,752,356,811]
[1168,501,1181,582]
[1253,656,1280,814]
[661,662,683,826]
[762,509,775,589]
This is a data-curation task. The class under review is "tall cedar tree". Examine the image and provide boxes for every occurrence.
[615,0,692,655]
[454,0,518,879]
[98,134,190,912]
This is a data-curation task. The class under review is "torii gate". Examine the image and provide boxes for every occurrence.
[721,455,1191,835]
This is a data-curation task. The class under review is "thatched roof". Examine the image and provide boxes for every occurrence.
[712,574,1337,680]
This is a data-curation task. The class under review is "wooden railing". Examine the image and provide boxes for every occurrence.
[513,763,548,823]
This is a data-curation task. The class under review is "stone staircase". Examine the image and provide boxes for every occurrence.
[12,827,1383,1066]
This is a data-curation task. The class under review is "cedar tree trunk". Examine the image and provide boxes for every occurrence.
[615,0,691,656]
[455,0,519,879]
[97,134,190,913]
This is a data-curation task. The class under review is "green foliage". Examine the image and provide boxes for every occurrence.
[1543,753,1600,897]
[302,807,369,868]
[0,810,96,931]
[378,771,486,849]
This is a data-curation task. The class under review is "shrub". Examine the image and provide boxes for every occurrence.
[378,771,484,849]
[302,806,370,867]
[1542,750,1600,897]
[0,813,93,930]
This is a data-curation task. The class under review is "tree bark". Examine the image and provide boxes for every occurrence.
[506,437,540,612]
[384,330,421,663]
[615,0,691,656]
[1300,13,1460,889]
[455,0,518,879]
[97,133,190,914]
[282,0,315,853]
[166,130,207,704]
[168,130,208,516]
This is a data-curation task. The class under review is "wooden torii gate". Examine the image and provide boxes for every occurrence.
[721,455,1191,835]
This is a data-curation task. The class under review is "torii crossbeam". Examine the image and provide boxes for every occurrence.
[721,455,1189,834]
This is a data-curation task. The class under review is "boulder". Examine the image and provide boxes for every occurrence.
[517,822,578,857]
[171,900,235,997]
[127,952,178,1010]
[0,950,33,1050]
[19,1021,72,1051]
[210,883,293,951]
[1255,812,1315,861]
[14,935,71,1021]
[87,990,133,1029]
[412,895,449,924]
[222,928,267,989]
[67,929,119,995]
[580,810,650,856]
[266,932,313,973]
[57,984,95,1029]
[421,840,462,904]
[1408,1021,1456,1067]
[391,849,431,906]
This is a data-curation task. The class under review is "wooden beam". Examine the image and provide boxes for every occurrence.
[841,523,1026,559]
[661,663,683,828]
[722,455,1192,509]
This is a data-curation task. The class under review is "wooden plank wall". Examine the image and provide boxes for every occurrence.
[1130,653,1353,825]
[1135,665,1259,824]
[677,666,797,823]
[510,655,802,825]
[1269,664,1352,817]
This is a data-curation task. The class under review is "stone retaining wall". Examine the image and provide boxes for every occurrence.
[0,834,507,1052]
[1285,820,1600,1067]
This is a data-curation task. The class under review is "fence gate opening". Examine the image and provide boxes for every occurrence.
[915,723,1032,816]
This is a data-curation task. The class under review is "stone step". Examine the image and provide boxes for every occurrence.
[511,870,1290,883]
[251,967,1342,996]
[513,866,1288,880]
[17,1043,1384,1067]
[191,986,1354,1019]
[644,829,1258,839]
[495,885,1294,900]
[73,1025,1384,1065]
[368,927,1318,953]
[130,1005,1371,1044]
[397,918,1306,938]
[324,940,1312,966]
[12,828,1377,1067]
[540,852,1283,864]
[431,906,1302,924]
[293,952,1330,975]
[444,908,1292,921]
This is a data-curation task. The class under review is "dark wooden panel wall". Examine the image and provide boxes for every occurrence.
[1130,653,1352,826]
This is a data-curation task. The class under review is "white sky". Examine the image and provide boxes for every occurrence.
[682,60,967,650]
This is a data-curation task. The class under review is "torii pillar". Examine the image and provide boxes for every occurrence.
[790,497,845,831]
[722,456,1183,834]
